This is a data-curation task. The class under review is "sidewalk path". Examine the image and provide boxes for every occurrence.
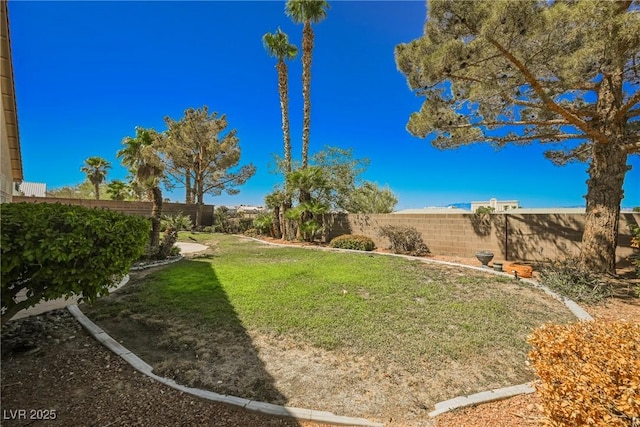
[175,242,208,254]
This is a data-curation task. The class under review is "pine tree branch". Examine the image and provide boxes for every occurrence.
[486,133,584,143]
[486,36,608,144]
[615,91,640,122]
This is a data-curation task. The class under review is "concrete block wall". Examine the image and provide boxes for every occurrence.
[325,212,639,265]
[13,196,215,226]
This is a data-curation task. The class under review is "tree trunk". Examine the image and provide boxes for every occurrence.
[94,182,100,200]
[301,22,314,169]
[580,67,630,275]
[196,187,204,229]
[150,186,163,253]
[272,205,282,239]
[185,168,192,204]
[277,60,292,177]
[580,140,628,275]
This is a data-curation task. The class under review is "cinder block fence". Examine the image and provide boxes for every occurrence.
[326,212,639,265]
[13,196,215,226]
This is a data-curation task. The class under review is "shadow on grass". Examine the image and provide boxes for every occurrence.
[83,259,294,411]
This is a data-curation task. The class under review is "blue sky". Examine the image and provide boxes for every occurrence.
[8,1,640,209]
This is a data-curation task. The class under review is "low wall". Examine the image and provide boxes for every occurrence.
[326,212,639,266]
[13,196,215,226]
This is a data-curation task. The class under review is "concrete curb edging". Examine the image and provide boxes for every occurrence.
[67,304,383,427]
[428,383,536,417]
[130,255,184,271]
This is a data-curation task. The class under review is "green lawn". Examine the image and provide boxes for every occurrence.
[96,233,574,369]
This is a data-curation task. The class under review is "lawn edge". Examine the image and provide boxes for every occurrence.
[67,304,384,427]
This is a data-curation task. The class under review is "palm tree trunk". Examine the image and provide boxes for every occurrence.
[272,205,282,238]
[150,186,163,253]
[277,60,292,177]
[94,182,100,200]
[278,59,295,240]
[299,21,314,221]
[301,22,313,169]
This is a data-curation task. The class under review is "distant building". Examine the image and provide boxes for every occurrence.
[16,181,46,197]
[236,205,265,214]
[470,198,519,213]
[1,2,23,203]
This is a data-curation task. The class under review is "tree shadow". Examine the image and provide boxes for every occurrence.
[469,212,492,236]
[83,259,296,413]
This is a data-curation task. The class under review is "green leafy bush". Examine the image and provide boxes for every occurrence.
[329,234,375,251]
[377,225,429,256]
[161,212,193,232]
[538,258,612,303]
[1,203,149,325]
[156,229,178,260]
[528,320,640,426]
[203,226,213,233]
[253,212,274,236]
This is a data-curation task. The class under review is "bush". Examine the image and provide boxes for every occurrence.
[156,229,178,260]
[253,212,274,236]
[161,212,193,232]
[528,320,640,427]
[1,203,149,325]
[244,228,260,238]
[203,226,213,233]
[329,234,375,251]
[377,225,429,256]
[538,258,612,303]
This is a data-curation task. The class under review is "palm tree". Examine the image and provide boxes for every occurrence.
[262,28,298,178]
[117,127,165,253]
[106,180,129,201]
[263,27,298,240]
[80,156,111,200]
[285,0,329,170]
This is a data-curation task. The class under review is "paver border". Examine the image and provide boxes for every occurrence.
[67,304,383,427]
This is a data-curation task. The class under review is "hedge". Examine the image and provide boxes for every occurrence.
[1,202,149,325]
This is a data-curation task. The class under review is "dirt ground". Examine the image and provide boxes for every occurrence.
[2,238,638,427]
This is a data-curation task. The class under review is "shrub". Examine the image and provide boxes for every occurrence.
[528,320,640,427]
[156,229,178,260]
[1,203,149,325]
[538,258,612,303]
[329,234,375,251]
[203,226,213,233]
[237,218,254,233]
[253,212,274,236]
[161,212,193,232]
[244,228,260,238]
[377,225,429,256]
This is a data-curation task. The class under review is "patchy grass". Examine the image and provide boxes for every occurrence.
[176,231,218,245]
[83,234,575,421]
[89,234,573,366]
